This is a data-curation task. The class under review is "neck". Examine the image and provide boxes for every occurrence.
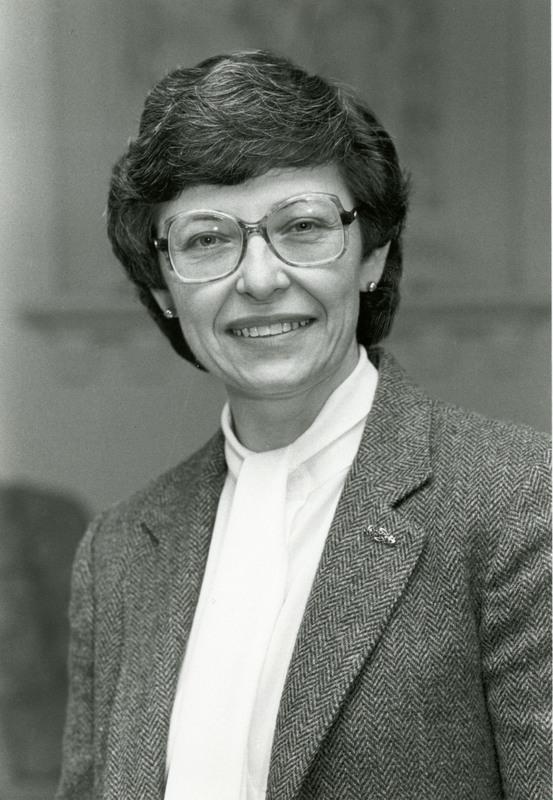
[226,356,360,452]
[227,394,327,452]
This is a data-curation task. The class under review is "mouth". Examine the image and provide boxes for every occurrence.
[230,319,314,338]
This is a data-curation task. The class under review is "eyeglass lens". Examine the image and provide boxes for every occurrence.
[166,196,346,281]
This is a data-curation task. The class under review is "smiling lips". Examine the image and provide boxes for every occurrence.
[231,319,313,338]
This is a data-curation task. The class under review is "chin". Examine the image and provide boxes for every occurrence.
[230,362,332,399]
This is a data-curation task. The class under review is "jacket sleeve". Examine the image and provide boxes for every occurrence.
[56,526,96,800]
[480,444,552,799]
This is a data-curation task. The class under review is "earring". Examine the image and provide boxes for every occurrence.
[163,308,177,319]
[367,282,378,293]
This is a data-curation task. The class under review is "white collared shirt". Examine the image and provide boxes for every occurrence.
[165,347,378,800]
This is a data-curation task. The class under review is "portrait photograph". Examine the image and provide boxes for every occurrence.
[0,2,550,799]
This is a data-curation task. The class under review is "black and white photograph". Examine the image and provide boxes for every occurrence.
[0,2,550,799]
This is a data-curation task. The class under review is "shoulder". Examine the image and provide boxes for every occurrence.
[429,389,550,514]
[430,392,550,474]
[375,347,550,483]
[371,350,550,609]
[75,430,226,577]
[369,347,550,554]
[428,395,550,546]
[106,428,225,520]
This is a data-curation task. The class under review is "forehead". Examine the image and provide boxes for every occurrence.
[155,163,354,226]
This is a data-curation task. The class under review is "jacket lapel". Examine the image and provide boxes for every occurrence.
[128,432,227,797]
[267,352,433,800]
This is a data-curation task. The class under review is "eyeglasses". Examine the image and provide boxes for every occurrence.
[153,193,358,284]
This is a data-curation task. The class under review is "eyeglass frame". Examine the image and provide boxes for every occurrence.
[152,192,359,284]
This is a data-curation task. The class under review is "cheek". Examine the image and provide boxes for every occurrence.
[324,274,362,335]
[174,291,232,363]
[178,306,214,343]
[323,266,363,311]
[172,285,220,331]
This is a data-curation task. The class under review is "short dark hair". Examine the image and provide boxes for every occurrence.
[107,49,410,367]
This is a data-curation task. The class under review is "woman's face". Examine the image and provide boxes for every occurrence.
[152,164,388,405]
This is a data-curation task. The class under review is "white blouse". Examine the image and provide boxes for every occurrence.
[165,347,378,800]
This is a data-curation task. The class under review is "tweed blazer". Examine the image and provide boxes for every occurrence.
[57,350,551,800]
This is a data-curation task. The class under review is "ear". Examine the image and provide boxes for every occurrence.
[359,242,391,292]
[150,288,176,315]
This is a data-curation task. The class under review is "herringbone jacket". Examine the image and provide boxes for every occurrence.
[57,350,551,800]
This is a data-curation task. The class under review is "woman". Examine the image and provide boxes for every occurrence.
[57,51,551,800]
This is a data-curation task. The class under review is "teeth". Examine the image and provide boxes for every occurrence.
[232,320,311,337]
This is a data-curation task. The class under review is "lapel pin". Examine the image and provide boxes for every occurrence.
[366,524,396,545]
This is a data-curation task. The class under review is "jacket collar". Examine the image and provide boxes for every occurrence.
[140,429,227,544]
[354,348,432,504]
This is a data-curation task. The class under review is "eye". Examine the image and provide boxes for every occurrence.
[283,217,327,235]
[277,216,336,244]
[191,234,224,248]
[174,231,232,253]
[291,219,317,231]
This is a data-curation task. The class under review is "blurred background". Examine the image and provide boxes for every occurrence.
[0,0,550,797]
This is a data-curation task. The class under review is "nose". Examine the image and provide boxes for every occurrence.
[235,233,291,300]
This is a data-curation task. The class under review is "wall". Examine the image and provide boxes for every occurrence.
[0,1,549,796]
